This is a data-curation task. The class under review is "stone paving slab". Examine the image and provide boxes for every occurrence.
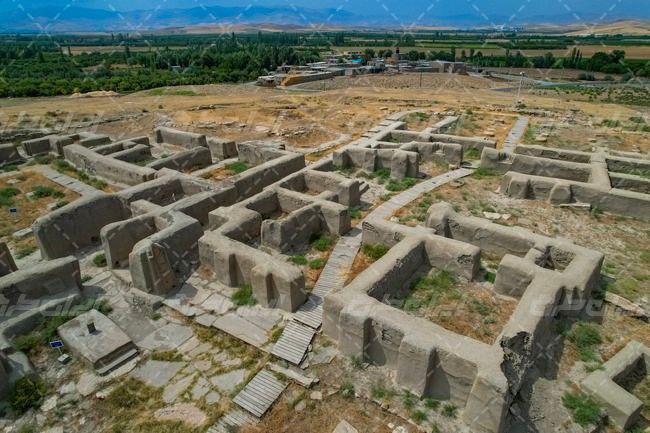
[137,323,193,351]
[131,360,185,388]
[212,314,269,349]
[40,166,99,196]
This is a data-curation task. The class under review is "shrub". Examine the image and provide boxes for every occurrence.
[226,161,248,174]
[0,187,20,207]
[424,398,440,410]
[411,410,427,424]
[309,258,326,269]
[464,148,481,160]
[362,243,389,261]
[341,382,355,399]
[485,271,496,283]
[289,255,308,266]
[231,284,256,306]
[472,167,498,179]
[370,381,394,400]
[9,376,47,414]
[562,392,601,426]
[442,403,458,418]
[93,253,107,267]
[31,185,64,199]
[348,207,362,219]
[566,321,602,362]
[402,390,417,409]
[106,378,157,410]
[312,234,333,252]
[15,245,36,259]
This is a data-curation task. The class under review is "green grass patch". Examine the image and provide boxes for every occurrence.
[472,167,498,179]
[9,375,47,415]
[386,177,417,192]
[442,403,458,418]
[105,377,161,410]
[309,258,326,270]
[402,390,417,409]
[565,321,602,362]
[402,270,459,312]
[52,200,69,210]
[370,380,395,401]
[311,234,334,252]
[150,350,183,362]
[0,187,20,207]
[15,245,37,259]
[424,398,440,410]
[31,185,65,199]
[562,392,601,427]
[226,161,248,174]
[231,284,256,306]
[410,409,427,424]
[485,271,496,283]
[147,88,198,97]
[93,253,107,267]
[340,382,355,399]
[361,243,389,261]
[464,148,481,160]
[348,206,362,219]
[289,255,308,266]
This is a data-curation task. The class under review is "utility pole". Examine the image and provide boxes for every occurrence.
[515,72,525,107]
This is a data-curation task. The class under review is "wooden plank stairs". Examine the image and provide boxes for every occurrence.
[208,409,258,433]
[232,369,288,418]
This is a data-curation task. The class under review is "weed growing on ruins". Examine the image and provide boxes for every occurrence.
[30,185,65,199]
[350,355,365,370]
[565,321,603,362]
[370,380,395,401]
[411,410,427,424]
[150,350,183,362]
[386,177,417,192]
[361,243,389,261]
[464,148,481,160]
[52,200,69,210]
[424,398,440,410]
[402,270,458,311]
[340,382,355,399]
[268,325,284,343]
[9,375,47,415]
[0,187,20,207]
[17,424,35,433]
[1,164,20,173]
[348,207,362,219]
[226,161,249,174]
[231,284,257,306]
[105,377,161,410]
[15,245,36,259]
[472,167,498,179]
[309,258,326,269]
[13,314,72,353]
[93,253,107,267]
[402,390,417,409]
[562,392,601,427]
[311,234,333,252]
[485,271,496,283]
[289,255,308,266]
[442,403,458,418]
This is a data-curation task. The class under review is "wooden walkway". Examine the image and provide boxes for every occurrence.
[232,370,288,418]
[270,320,316,365]
[271,168,474,365]
[40,166,100,196]
[208,409,258,433]
[503,116,529,153]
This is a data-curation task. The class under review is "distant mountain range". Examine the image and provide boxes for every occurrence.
[1,0,649,32]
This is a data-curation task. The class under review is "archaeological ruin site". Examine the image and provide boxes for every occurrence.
[0,103,648,433]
